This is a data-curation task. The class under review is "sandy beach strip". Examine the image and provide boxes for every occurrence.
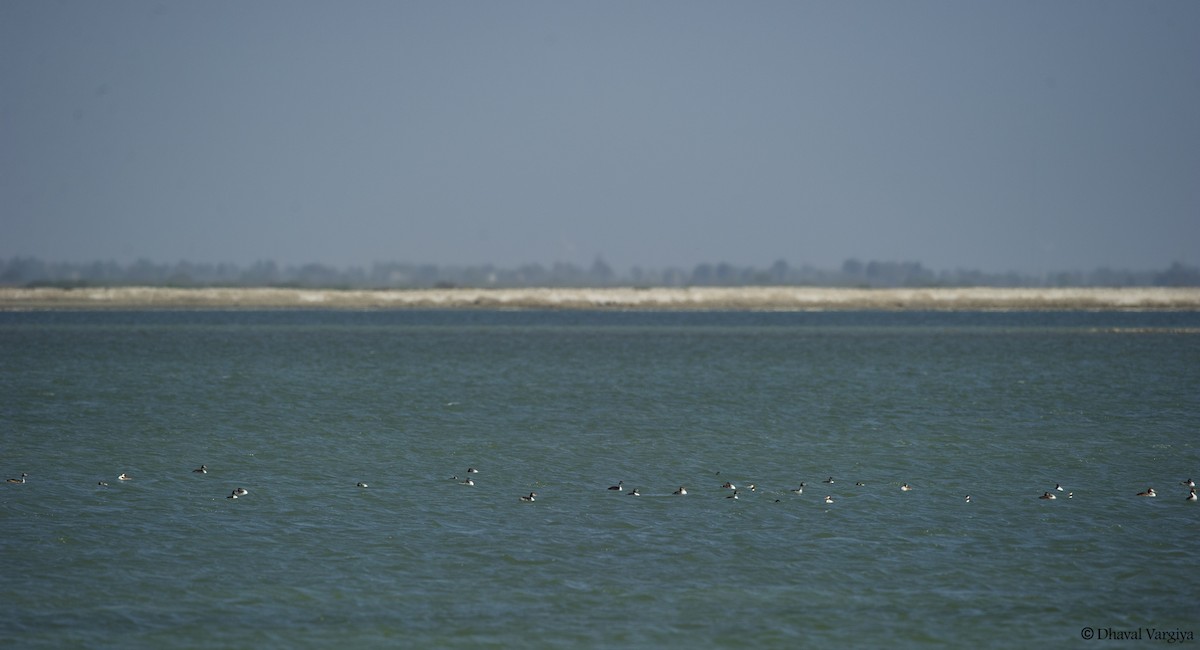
[2,286,1200,311]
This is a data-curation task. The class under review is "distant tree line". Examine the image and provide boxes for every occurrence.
[2,256,1197,289]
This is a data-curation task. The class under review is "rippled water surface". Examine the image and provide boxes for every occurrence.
[3,310,1199,648]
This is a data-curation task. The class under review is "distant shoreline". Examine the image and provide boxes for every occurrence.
[3,286,1200,311]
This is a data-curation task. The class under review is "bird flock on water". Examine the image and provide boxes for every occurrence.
[6,468,1197,504]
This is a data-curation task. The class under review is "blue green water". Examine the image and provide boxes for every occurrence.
[3,310,1199,648]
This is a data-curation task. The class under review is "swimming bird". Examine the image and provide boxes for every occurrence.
[727,490,739,500]
[900,483,913,491]
[460,478,474,486]
[1182,479,1195,488]
[97,481,108,487]
[193,465,207,474]
[964,495,971,503]
[855,481,865,487]
[467,467,479,474]
[233,487,248,496]
[227,491,239,499]
[721,481,736,490]
[748,484,757,492]
[1188,488,1197,502]
[627,488,640,496]
[356,482,368,488]
[1136,487,1156,497]
[1039,492,1056,500]
[7,473,27,484]
[791,483,805,494]
[823,477,834,484]
[1055,483,1064,491]
[520,492,536,502]
[608,481,623,491]
[118,473,132,481]
[1067,492,1074,499]
[673,486,687,495]
[824,495,834,504]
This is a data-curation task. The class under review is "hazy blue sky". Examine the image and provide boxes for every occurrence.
[2,1,1198,274]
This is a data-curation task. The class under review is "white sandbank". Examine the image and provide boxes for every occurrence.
[2,286,1199,311]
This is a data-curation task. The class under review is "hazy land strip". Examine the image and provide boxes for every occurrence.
[3,286,1200,311]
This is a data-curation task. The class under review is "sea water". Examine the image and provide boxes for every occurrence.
[2,310,1198,648]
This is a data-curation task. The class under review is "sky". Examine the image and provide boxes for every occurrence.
[2,1,1198,275]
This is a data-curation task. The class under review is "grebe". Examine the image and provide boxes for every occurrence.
[900,483,912,491]
[823,477,834,484]
[1039,492,1056,500]
[7,473,27,484]
[193,465,207,474]
[673,486,687,495]
[721,482,735,490]
[118,473,132,481]
[1182,479,1195,488]
[1136,487,1156,497]
[356,482,368,488]
[824,495,833,504]
[1187,488,1197,502]
[520,492,536,502]
[608,481,623,491]
[460,478,474,486]
[627,488,640,496]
